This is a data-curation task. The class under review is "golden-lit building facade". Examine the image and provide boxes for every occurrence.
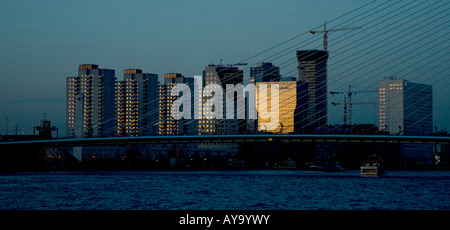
[256,81,297,134]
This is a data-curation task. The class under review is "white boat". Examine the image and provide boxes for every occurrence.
[360,155,385,177]
[308,163,344,172]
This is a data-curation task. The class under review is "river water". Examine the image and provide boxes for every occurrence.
[0,170,449,210]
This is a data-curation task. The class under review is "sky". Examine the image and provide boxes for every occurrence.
[0,0,448,136]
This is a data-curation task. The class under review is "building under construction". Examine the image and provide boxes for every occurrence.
[297,50,329,128]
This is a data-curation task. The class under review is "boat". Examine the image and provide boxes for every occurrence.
[360,154,385,177]
[307,150,344,172]
[323,164,344,172]
[273,159,297,169]
[308,164,324,171]
[308,162,344,172]
[360,162,385,177]
[227,160,247,169]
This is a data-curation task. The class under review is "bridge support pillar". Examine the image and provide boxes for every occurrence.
[73,147,82,161]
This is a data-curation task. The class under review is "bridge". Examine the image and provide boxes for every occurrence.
[1,134,449,149]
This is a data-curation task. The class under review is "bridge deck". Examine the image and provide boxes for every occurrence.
[1,135,449,149]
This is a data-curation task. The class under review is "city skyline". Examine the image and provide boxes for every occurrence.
[1,0,449,136]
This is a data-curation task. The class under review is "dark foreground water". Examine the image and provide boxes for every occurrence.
[1,170,449,210]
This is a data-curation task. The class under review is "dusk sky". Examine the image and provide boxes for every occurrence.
[0,0,448,136]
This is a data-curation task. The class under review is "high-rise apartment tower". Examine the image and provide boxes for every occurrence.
[66,64,116,138]
[115,69,159,137]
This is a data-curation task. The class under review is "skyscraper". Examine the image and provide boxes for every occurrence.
[378,77,433,135]
[202,64,244,135]
[66,64,116,138]
[196,64,244,156]
[297,50,329,128]
[115,69,159,137]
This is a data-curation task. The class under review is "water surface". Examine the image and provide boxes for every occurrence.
[1,170,449,210]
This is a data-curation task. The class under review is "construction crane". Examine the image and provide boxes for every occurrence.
[310,21,362,51]
[331,97,348,124]
[330,85,377,125]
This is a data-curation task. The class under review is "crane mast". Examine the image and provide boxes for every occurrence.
[330,85,376,125]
